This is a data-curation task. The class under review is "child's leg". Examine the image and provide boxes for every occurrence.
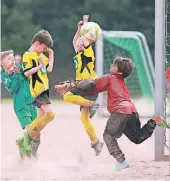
[64,91,94,107]
[103,113,130,171]
[81,107,104,156]
[80,107,98,144]
[30,105,42,156]
[103,113,128,163]
[64,90,99,118]
[28,104,55,138]
[123,113,156,144]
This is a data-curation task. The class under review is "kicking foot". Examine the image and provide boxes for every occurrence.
[91,140,104,156]
[16,138,27,159]
[89,102,100,118]
[152,114,169,129]
[114,160,129,171]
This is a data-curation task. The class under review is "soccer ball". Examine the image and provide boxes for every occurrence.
[80,22,101,42]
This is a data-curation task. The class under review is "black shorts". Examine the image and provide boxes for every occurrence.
[33,90,51,108]
[70,88,98,111]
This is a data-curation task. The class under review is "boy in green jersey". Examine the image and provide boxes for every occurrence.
[1,50,40,159]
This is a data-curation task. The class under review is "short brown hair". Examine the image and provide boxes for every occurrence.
[32,30,53,47]
[0,50,14,65]
[113,56,135,78]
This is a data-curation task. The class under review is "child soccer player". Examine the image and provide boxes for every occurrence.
[1,50,39,159]
[56,56,169,170]
[62,15,103,156]
[22,30,55,145]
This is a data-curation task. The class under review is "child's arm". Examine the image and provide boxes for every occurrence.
[83,75,110,94]
[73,15,89,52]
[24,65,43,77]
[46,48,54,72]
[22,54,43,77]
[73,21,83,52]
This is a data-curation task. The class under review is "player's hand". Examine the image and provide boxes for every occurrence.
[46,48,54,54]
[13,65,20,73]
[8,66,14,75]
[55,83,69,97]
[83,15,89,24]
[8,65,20,74]
[77,21,83,29]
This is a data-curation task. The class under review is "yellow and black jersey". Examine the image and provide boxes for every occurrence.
[22,51,49,98]
[73,45,98,81]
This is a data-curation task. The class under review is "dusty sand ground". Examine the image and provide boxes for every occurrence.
[0,101,170,180]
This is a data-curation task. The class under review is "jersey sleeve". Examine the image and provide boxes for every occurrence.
[1,73,20,95]
[22,53,33,72]
[89,75,110,93]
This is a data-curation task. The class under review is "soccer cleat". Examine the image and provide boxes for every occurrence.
[152,114,169,129]
[31,139,40,157]
[89,102,100,118]
[114,160,129,171]
[91,140,104,156]
[23,132,32,154]
[16,138,27,159]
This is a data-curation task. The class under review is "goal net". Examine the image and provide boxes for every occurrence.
[95,31,155,117]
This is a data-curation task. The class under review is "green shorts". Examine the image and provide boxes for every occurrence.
[16,104,37,129]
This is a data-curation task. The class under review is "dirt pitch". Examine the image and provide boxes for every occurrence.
[0,100,170,180]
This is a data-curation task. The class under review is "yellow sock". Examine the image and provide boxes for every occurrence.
[63,92,93,107]
[28,112,55,138]
[80,109,98,144]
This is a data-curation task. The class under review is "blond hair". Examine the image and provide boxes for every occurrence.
[0,50,14,66]
[32,30,53,47]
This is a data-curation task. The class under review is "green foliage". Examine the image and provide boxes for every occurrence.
[1,0,41,54]
[1,0,155,98]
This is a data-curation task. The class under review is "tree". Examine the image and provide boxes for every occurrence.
[1,0,41,54]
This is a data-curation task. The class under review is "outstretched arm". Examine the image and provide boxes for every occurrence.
[73,15,89,52]
[55,75,110,97]
[78,75,110,93]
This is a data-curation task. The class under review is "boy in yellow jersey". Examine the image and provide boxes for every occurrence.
[63,15,104,156]
[22,30,55,149]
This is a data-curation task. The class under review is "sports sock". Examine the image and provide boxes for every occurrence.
[80,109,98,144]
[63,92,93,107]
[28,112,55,138]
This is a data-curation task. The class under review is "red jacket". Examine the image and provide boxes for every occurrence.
[89,73,137,114]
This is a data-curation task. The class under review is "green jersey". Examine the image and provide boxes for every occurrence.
[1,65,34,112]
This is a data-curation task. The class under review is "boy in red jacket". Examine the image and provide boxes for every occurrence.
[56,56,169,171]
